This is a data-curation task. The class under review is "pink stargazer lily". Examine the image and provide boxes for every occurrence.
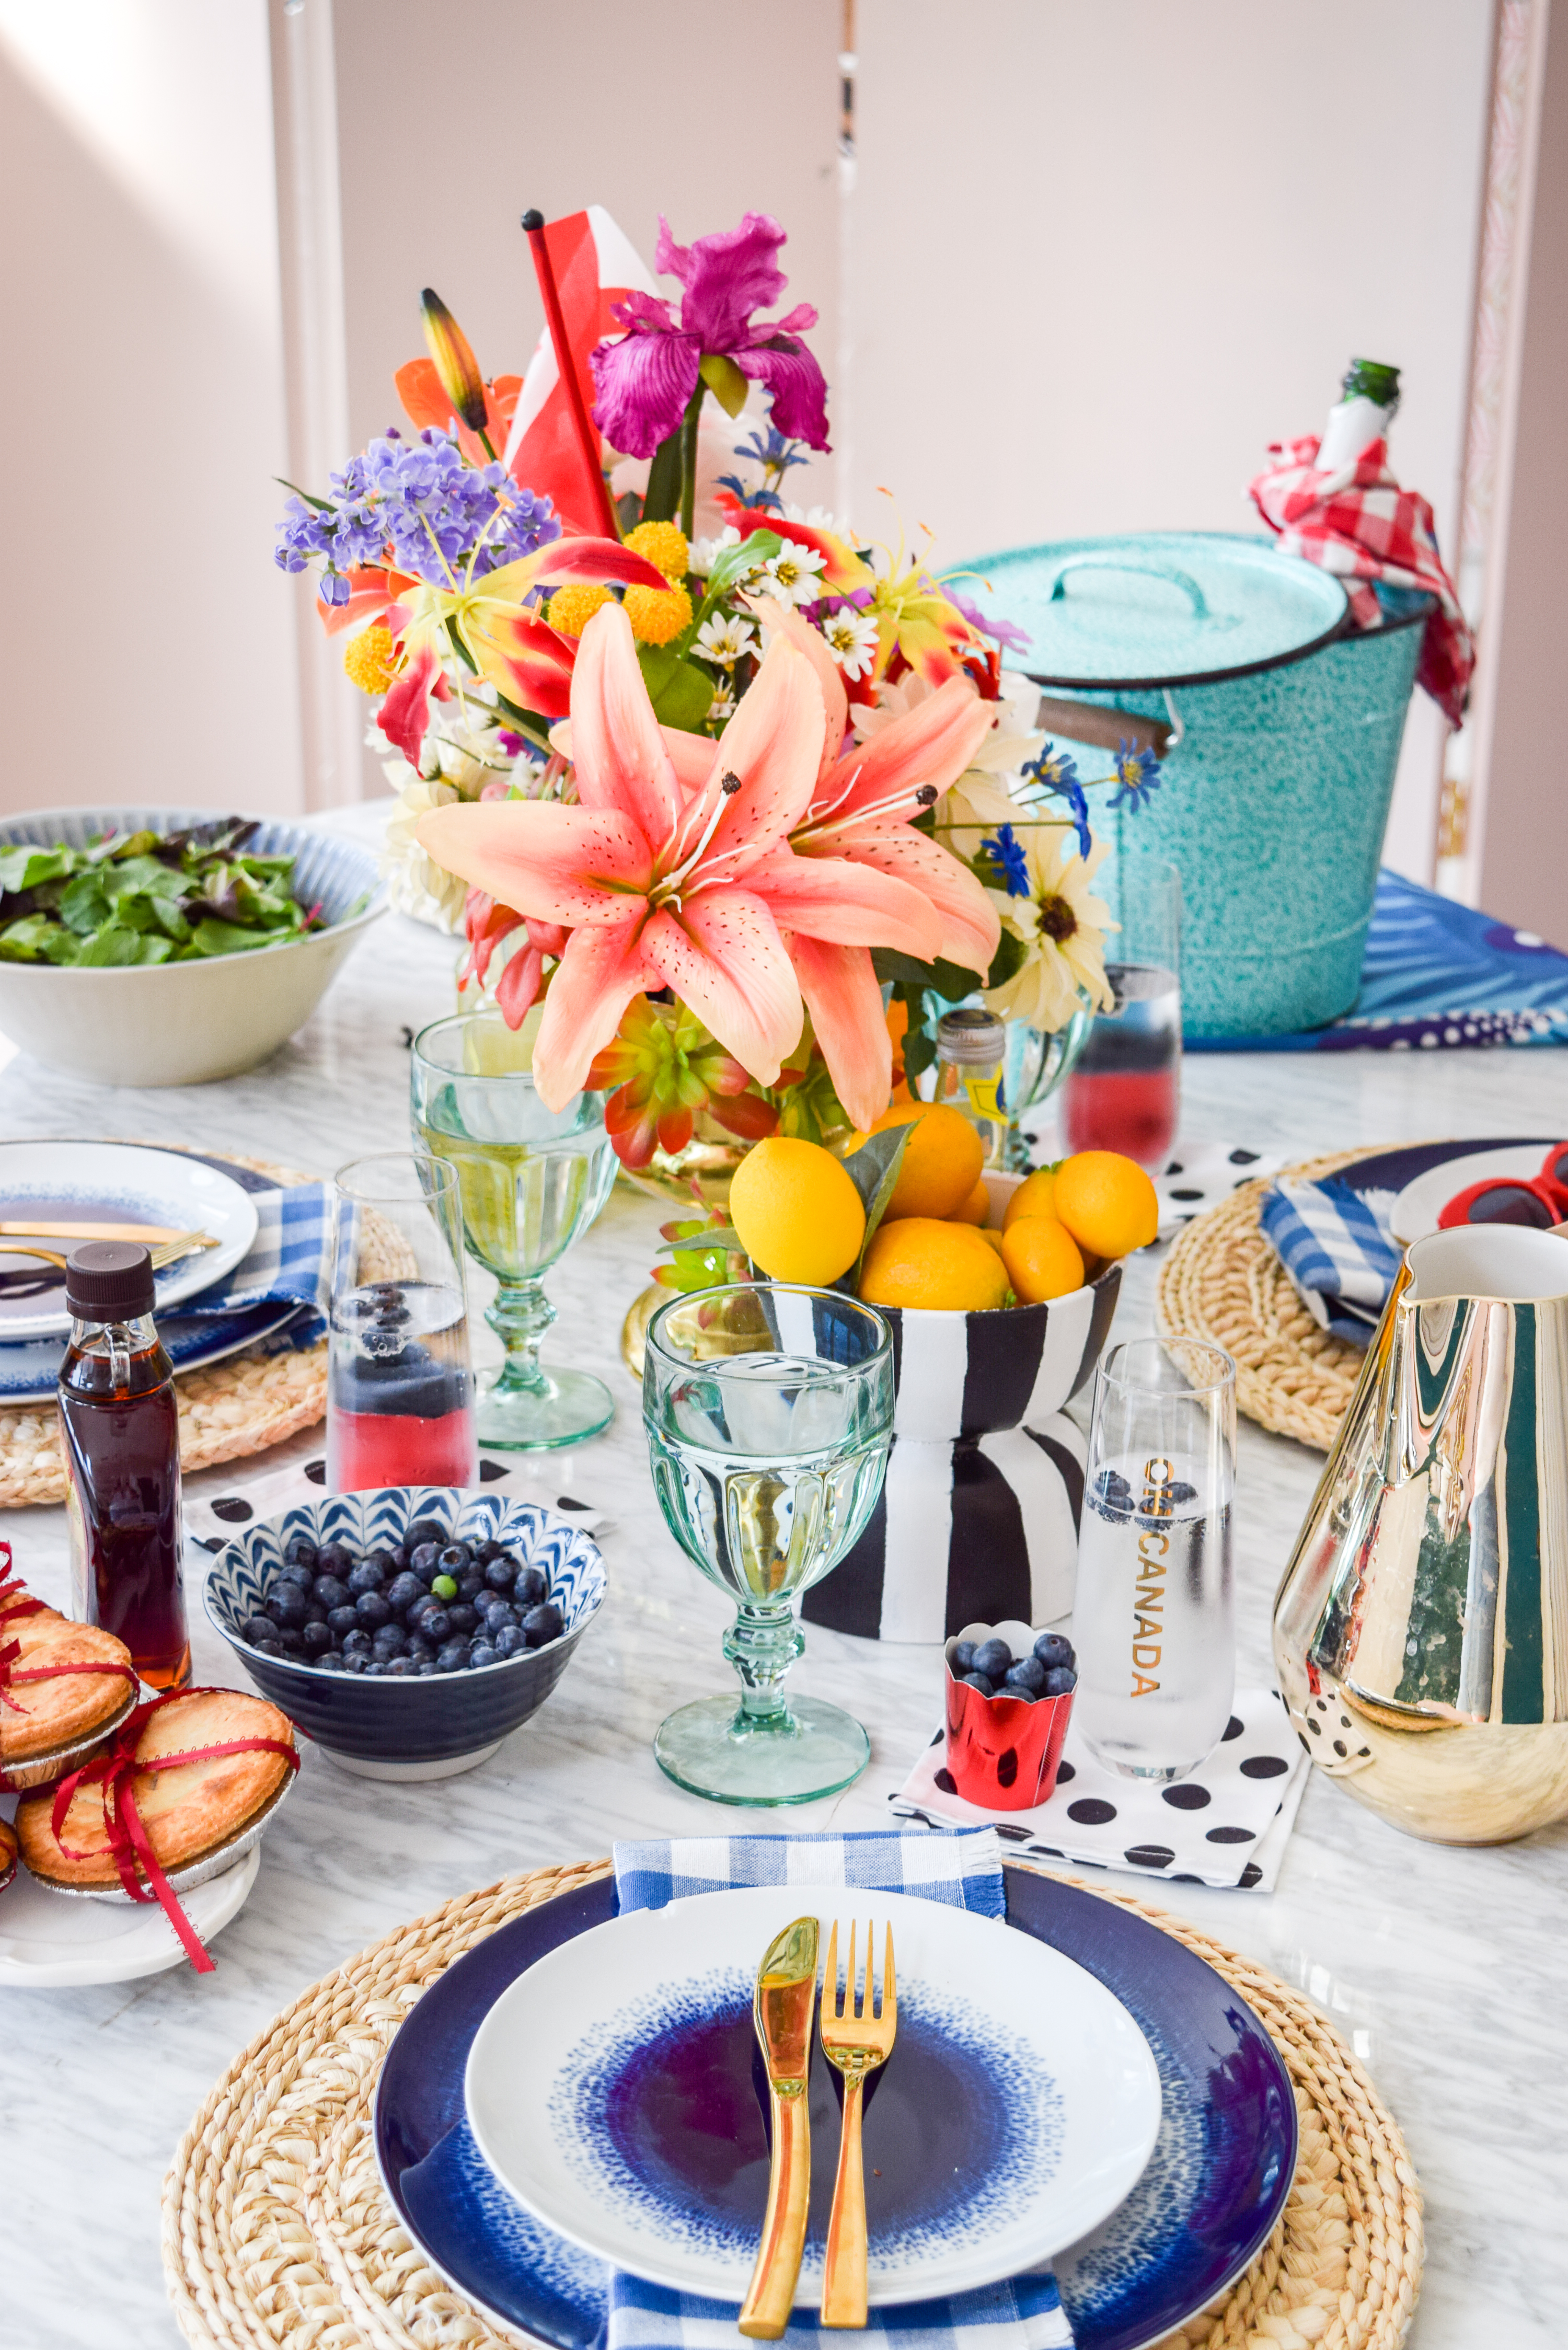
[415,604,943,1125]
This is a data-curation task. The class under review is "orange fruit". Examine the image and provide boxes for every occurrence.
[951,1177,990,1226]
[1002,1166,1058,1231]
[871,1102,985,1221]
[859,1217,1009,1312]
[976,1226,1006,1256]
[1052,1151,1159,1259]
[729,1137,866,1284]
[1001,1214,1085,1303]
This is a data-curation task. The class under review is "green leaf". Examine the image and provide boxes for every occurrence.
[903,1023,938,1082]
[693,529,783,627]
[838,1124,916,1288]
[642,421,685,524]
[94,829,160,863]
[75,925,174,966]
[0,846,74,893]
[637,643,715,733]
[57,871,112,936]
[870,947,984,1001]
[188,917,282,957]
[100,855,188,907]
[699,352,750,417]
[653,1225,743,1259]
[986,929,1029,990]
[0,913,68,962]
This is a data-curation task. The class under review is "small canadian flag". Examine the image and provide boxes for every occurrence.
[502,206,659,536]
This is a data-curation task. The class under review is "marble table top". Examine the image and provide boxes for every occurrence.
[3,879,1565,2350]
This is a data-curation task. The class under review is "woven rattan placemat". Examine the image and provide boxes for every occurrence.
[0,1149,327,1511]
[162,1858,1421,2350]
[1156,1149,1373,1453]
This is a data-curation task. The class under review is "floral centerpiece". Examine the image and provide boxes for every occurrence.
[274,209,1161,1184]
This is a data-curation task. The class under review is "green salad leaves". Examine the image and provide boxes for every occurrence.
[0,820,329,969]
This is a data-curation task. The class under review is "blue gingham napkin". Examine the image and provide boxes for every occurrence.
[173,1181,330,1345]
[1258,1173,1402,1343]
[606,1829,1073,2350]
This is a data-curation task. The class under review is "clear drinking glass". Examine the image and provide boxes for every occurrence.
[1071,1335,1236,1781]
[1061,855,1182,1169]
[643,1283,894,1805]
[410,1010,618,1450]
[327,1153,477,1493]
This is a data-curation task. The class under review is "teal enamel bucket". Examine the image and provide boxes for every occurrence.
[958,533,1432,1039]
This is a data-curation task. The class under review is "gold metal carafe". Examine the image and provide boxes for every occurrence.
[1273,1224,1568,1842]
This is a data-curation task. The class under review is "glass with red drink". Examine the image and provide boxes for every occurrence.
[326,1155,477,1493]
[1062,857,1182,1171]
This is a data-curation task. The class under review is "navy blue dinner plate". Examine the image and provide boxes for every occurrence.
[375,1868,1296,2350]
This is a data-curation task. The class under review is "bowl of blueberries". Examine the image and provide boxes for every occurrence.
[204,1485,606,1779]
[943,1619,1079,1810]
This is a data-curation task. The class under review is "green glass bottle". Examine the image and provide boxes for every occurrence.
[1319,357,1401,469]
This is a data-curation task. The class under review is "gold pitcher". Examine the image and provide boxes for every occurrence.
[1273,1224,1568,1844]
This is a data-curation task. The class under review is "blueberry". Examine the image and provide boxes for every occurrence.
[384,1571,424,1617]
[327,1604,359,1639]
[404,1634,434,1665]
[347,1560,385,1597]
[242,1614,275,1648]
[477,1539,505,1564]
[437,1542,471,1574]
[342,1650,369,1673]
[317,1651,347,1672]
[355,1592,392,1631]
[493,1625,525,1658]
[480,1598,516,1630]
[276,1559,315,1591]
[960,1672,994,1696]
[436,1639,470,1673]
[317,1541,355,1576]
[373,1621,407,1655]
[302,1620,333,1654]
[385,1655,414,1676]
[445,1603,477,1634]
[283,1536,318,1568]
[419,1606,451,1644]
[341,1627,372,1656]
[312,1574,349,1611]
[973,1637,1012,1682]
[409,1541,442,1583]
[513,1564,547,1608]
[364,1549,396,1579]
[405,1517,446,1552]
[482,1558,514,1593]
[255,1638,285,1660]
[458,1566,487,1601]
[522,1602,564,1649]
[364,1660,390,1676]
[1166,1480,1197,1504]
[302,1596,327,1626]
[1033,1631,1075,1670]
[1044,1665,1078,1696]
[267,1584,308,1631]
[1004,1655,1047,1695]
[1094,1471,1133,1518]
[951,1639,977,1673]
[279,1623,308,1651]
[469,1640,498,1669]
[417,1661,438,1677]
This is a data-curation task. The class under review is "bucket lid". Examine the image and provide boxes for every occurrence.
[956,531,1350,689]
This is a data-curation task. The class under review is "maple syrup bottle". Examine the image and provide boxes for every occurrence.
[58,1240,189,1689]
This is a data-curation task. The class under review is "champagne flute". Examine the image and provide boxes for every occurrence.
[643,1282,893,1805]
[410,1010,617,1450]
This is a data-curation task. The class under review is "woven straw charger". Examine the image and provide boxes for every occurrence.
[162,1859,1422,2350]
[0,1149,410,1510]
[1156,1150,1375,1453]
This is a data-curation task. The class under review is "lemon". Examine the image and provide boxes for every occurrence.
[1053,1151,1159,1259]
[1001,1214,1085,1303]
[1002,1166,1058,1231]
[951,1177,991,1226]
[859,1217,1010,1312]
[729,1138,866,1284]
[871,1103,985,1221]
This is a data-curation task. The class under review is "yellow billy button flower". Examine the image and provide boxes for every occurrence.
[624,580,693,647]
[622,520,690,584]
[343,626,400,695]
[419,288,488,432]
[546,583,613,638]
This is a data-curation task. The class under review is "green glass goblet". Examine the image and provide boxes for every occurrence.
[642,1282,894,1805]
[410,1009,618,1450]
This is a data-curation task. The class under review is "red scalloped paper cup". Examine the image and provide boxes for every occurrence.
[943,1621,1074,1810]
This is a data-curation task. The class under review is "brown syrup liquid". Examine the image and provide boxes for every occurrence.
[59,1334,190,1688]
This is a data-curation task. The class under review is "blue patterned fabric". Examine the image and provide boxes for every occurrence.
[178,1181,330,1347]
[1188,868,1568,1052]
[1259,1174,1403,1342]
[606,1828,1071,2349]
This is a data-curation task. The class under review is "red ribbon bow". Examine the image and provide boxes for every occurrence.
[49,1686,299,1973]
[0,1553,141,1791]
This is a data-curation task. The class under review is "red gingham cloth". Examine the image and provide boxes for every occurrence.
[1249,434,1474,727]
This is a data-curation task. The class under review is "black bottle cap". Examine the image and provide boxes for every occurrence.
[65,1240,155,1320]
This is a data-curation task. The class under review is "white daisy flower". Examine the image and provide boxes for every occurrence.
[783,501,855,538]
[766,542,828,606]
[707,684,737,725]
[818,606,880,680]
[690,524,743,574]
[693,613,758,669]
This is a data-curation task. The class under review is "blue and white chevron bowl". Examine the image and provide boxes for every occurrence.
[204,1487,606,1780]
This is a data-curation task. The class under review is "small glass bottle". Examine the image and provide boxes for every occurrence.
[1318,357,1401,470]
[57,1240,189,1689]
[935,1007,1009,1166]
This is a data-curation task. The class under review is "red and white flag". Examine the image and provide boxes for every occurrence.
[502,206,659,535]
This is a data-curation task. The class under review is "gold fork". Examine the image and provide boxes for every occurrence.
[0,1229,215,1277]
[818,1919,897,2328]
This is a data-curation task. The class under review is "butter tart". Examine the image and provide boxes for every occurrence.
[16,1687,296,1892]
[0,1587,137,1791]
[0,1815,16,1894]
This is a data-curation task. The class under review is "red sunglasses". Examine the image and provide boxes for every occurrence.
[1437,1144,1568,1231]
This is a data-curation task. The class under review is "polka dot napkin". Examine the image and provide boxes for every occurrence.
[890,1688,1309,1892]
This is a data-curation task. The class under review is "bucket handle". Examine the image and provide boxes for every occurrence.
[1049,554,1211,622]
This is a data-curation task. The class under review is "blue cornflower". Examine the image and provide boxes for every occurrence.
[978,823,1033,898]
[716,471,783,513]
[1021,742,1092,860]
[273,428,560,596]
[1107,739,1162,813]
[734,423,809,477]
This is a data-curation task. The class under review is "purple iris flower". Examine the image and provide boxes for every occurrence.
[947,588,1032,655]
[590,214,831,460]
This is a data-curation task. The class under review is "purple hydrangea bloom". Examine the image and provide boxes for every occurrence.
[274,429,561,594]
[590,214,831,460]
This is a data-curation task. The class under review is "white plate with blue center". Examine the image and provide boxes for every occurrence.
[463,1883,1161,2308]
[0,1140,259,1341]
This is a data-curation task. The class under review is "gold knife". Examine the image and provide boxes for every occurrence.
[0,1220,193,1242]
[738,1915,820,2340]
